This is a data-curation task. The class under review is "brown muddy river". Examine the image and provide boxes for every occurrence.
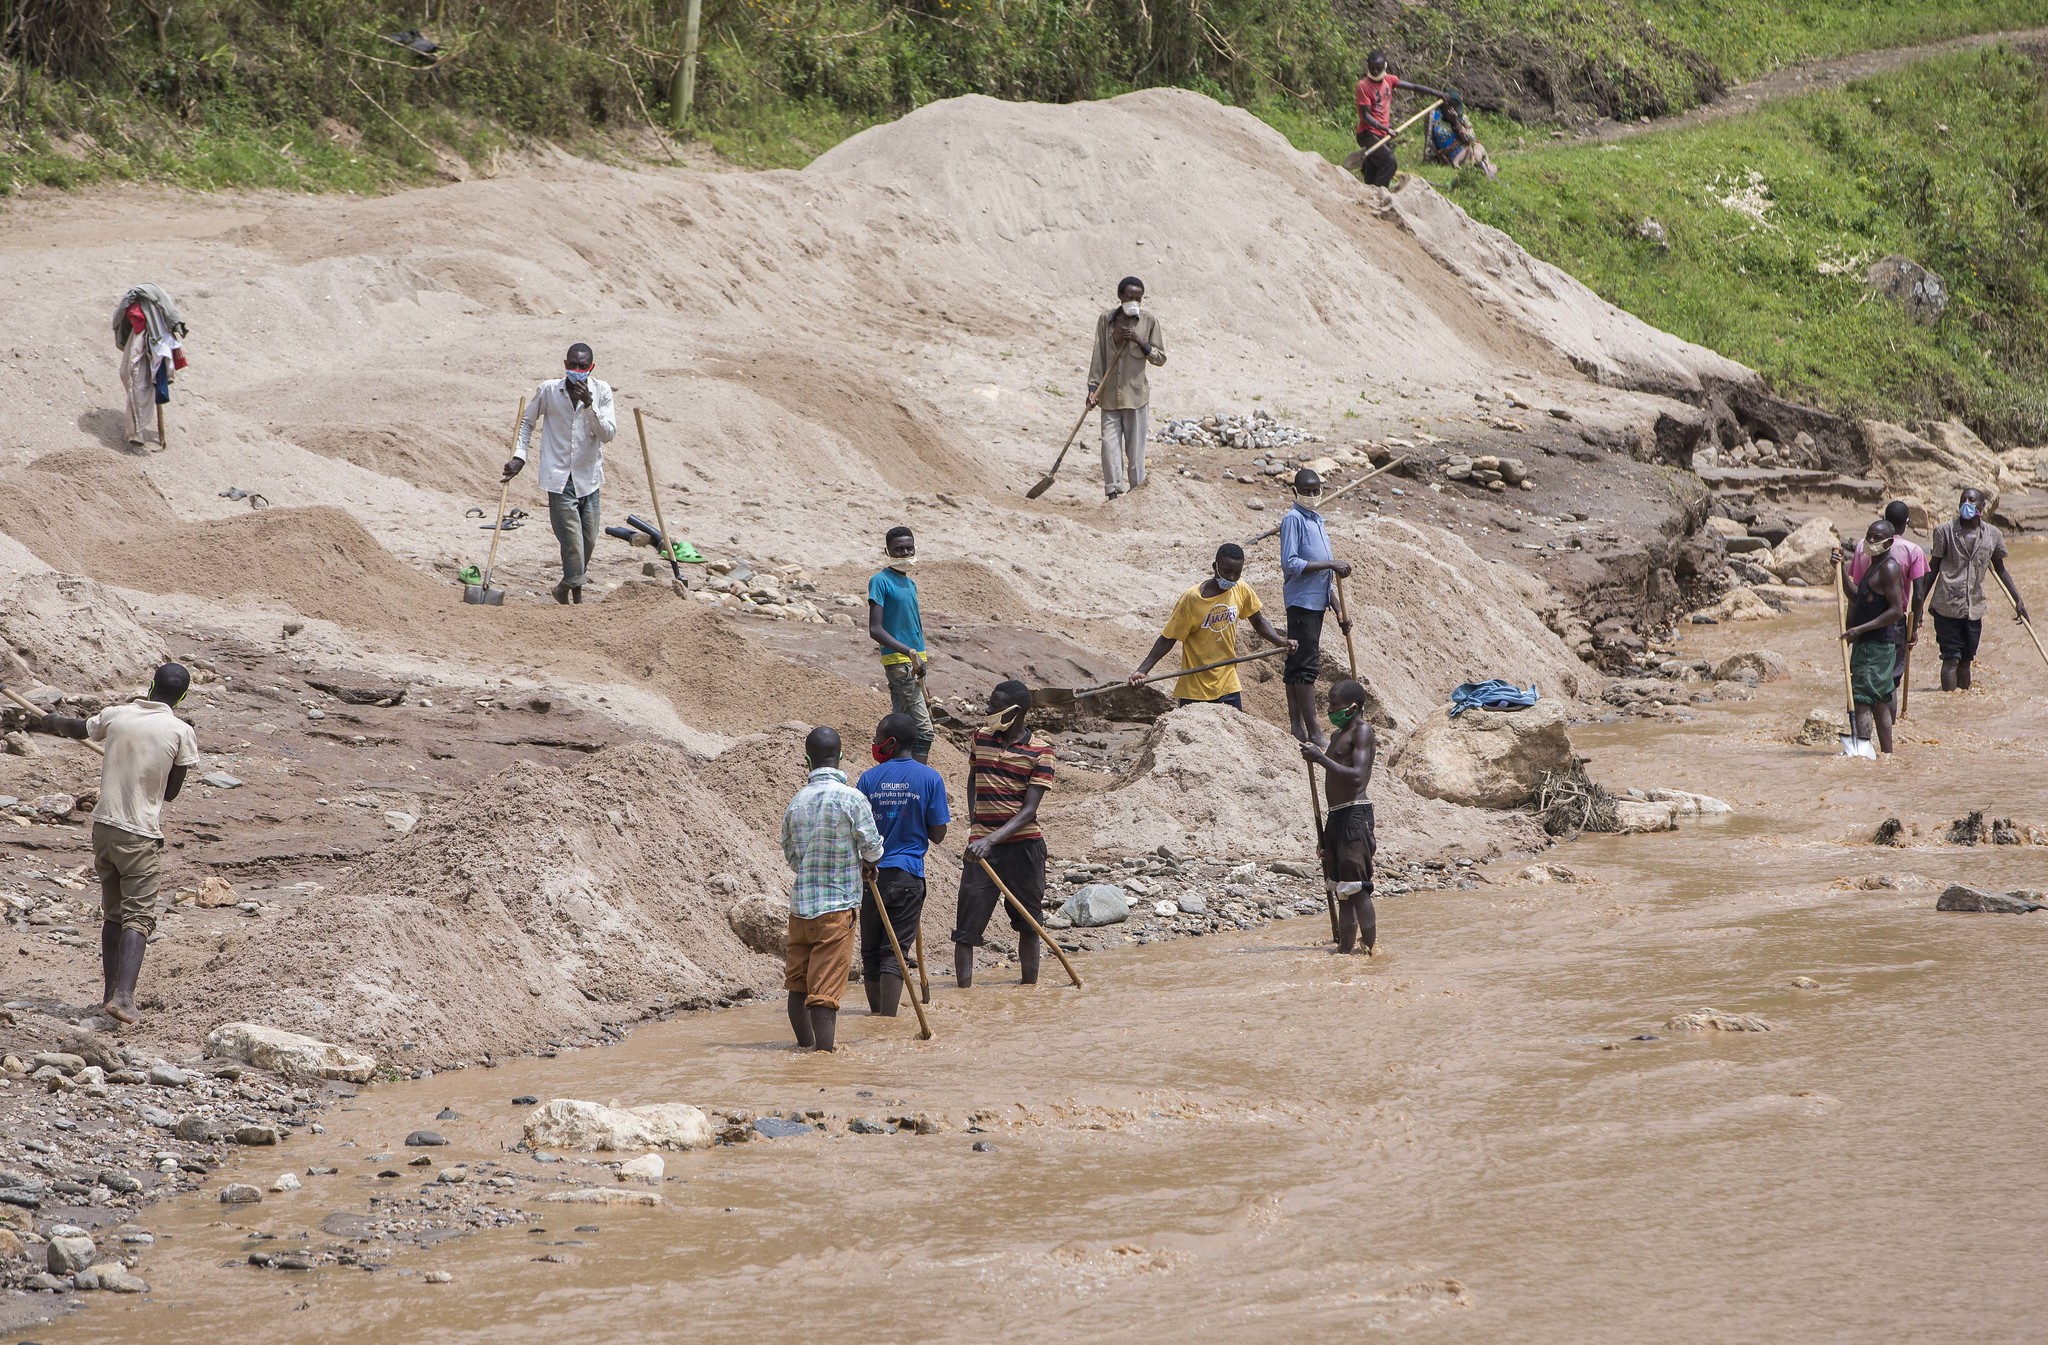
[43,548,2048,1343]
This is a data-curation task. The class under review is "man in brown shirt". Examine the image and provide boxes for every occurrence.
[1086,276,1167,502]
[1913,487,2028,691]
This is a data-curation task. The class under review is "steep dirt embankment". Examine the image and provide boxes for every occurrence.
[0,89,1757,1064]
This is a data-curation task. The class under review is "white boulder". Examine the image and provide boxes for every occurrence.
[523,1098,713,1153]
[204,1023,376,1083]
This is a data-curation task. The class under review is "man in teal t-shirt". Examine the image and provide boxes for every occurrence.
[867,526,935,761]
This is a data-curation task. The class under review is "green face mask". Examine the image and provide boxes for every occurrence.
[1329,706,1358,728]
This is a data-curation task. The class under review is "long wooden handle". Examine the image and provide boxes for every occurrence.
[2,686,105,756]
[1245,456,1409,545]
[914,927,930,1005]
[1306,762,1335,943]
[974,856,1082,988]
[1360,99,1442,160]
[1335,574,1360,676]
[1042,401,1094,477]
[1998,578,2048,669]
[1091,644,1289,698]
[483,396,528,585]
[634,407,681,579]
[866,876,933,1039]
[1835,561,1856,713]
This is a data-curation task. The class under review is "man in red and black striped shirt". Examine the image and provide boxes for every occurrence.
[953,680,1057,987]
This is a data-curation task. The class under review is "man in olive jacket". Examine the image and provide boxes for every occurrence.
[1086,276,1168,501]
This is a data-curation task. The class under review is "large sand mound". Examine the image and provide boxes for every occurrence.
[152,745,788,1061]
[1046,703,1544,864]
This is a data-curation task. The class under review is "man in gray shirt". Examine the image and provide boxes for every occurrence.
[1086,277,1167,501]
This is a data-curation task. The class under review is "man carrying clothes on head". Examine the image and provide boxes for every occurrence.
[781,726,883,1052]
[1302,679,1378,955]
[504,342,618,605]
[1126,543,1294,709]
[1847,499,1929,713]
[952,681,1056,989]
[22,663,200,1023]
[1279,468,1354,745]
[868,527,935,762]
[1087,277,1167,501]
[1914,487,2028,692]
[1832,522,1908,755]
[855,713,950,1017]
[1355,50,1450,188]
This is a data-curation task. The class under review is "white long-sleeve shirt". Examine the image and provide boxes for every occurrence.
[514,376,617,496]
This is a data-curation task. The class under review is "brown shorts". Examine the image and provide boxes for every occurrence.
[1320,802,1375,899]
[93,821,163,937]
[783,909,857,1010]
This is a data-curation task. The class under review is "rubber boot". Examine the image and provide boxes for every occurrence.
[1941,659,1959,691]
[787,992,815,1049]
[105,927,147,1024]
[808,1006,837,1052]
[1957,659,1974,690]
[873,973,904,1018]
[99,920,119,1010]
[862,977,882,1014]
[1018,930,1041,986]
[954,942,974,989]
[1335,898,1359,955]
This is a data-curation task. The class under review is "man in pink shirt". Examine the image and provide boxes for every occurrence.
[1845,500,1928,711]
[1354,50,1449,188]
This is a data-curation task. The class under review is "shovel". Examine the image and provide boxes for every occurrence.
[1342,99,1443,175]
[1834,560,1876,759]
[1030,645,1288,709]
[1243,455,1409,546]
[1,685,105,756]
[463,397,526,606]
[1026,338,1136,500]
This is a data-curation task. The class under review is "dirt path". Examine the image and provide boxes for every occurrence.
[1570,25,2048,144]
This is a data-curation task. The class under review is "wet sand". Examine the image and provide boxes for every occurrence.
[37,548,2048,1343]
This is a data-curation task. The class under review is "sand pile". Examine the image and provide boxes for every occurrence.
[1044,703,1545,865]
[153,744,790,1064]
[0,573,166,693]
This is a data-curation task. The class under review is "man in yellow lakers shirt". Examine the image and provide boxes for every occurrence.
[1125,542,1294,708]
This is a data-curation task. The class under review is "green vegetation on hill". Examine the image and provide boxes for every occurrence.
[3,0,2043,190]
[1420,45,2048,446]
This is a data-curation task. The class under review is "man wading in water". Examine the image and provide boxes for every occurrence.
[1833,521,1908,755]
[1301,679,1378,955]
[952,681,1055,988]
[780,726,882,1051]
[1914,487,2029,692]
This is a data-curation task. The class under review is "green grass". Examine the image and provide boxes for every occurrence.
[1409,45,2048,446]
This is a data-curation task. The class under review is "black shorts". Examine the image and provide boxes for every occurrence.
[1932,613,1982,663]
[861,866,926,981]
[952,838,1047,947]
[1178,693,1244,710]
[1356,140,1397,187]
[1321,802,1376,897]
[1285,606,1325,685]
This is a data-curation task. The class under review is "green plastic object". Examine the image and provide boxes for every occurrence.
[668,539,705,564]
[457,564,483,586]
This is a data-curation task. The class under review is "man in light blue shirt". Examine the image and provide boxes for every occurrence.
[1279,467,1353,746]
[780,726,883,1051]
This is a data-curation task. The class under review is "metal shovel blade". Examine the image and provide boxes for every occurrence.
[1029,686,1077,708]
[1024,473,1057,501]
[1838,731,1877,759]
[462,584,505,607]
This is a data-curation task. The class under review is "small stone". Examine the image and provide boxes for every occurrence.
[1935,884,2046,915]
[1174,894,1208,916]
[218,1183,263,1204]
[47,1232,97,1275]
[972,1141,995,1153]
[751,1116,810,1140]
[409,1155,433,1167]
[616,1153,663,1183]
[174,1114,216,1142]
[272,1172,301,1192]
[539,1188,662,1207]
[97,1169,143,1194]
[849,1118,888,1135]
[436,1108,460,1121]
[140,1106,178,1128]
[426,1270,454,1284]
[436,1167,467,1184]
[200,772,243,790]
[1791,976,1821,990]
[235,1124,282,1146]
[147,1064,191,1087]
[0,1228,23,1259]
[384,811,418,833]
[1664,1008,1773,1032]
[512,1095,539,1106]
[405,1130,448,1147]
[32,1051,86,1074]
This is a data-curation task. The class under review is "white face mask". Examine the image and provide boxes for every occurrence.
[888,554,917,572]
[1121,301,1141,318]
[1297,490,1322,508]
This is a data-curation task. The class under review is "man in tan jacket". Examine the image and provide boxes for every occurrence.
[1086,276,1167,501]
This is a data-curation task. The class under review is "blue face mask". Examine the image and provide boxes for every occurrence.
[565,369,590,384]
[1959,501,1980,521]
[1213,574,1236,591]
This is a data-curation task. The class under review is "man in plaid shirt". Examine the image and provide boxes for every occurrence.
[781,725,883,1051]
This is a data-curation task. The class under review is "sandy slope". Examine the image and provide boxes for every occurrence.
[0,90,1753,1062]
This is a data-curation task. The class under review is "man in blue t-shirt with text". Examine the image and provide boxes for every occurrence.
[868,525,935,761]
[855,712,950,1018]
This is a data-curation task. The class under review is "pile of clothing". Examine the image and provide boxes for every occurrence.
[112,283,189,446]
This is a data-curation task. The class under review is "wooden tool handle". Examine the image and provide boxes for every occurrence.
[867,876,934,1039]
[482,396,528,586]
[634,407,682,579]
[1,685,105,756]
[975,856,1082,988]
[1096,644,1289,697]
[1334,573,1360,676]
[1245,456,1409,545]
[1359,99,1442,161]
[1835,560,1857,712]
[1305,761,1335,943]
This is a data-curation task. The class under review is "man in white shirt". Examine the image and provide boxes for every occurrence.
[23,663,202,1023]
[503,341,618,604]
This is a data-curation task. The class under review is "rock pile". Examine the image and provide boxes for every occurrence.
[1442,452,1533,492]
[1160,409,1324,451]
[681,559,833,623]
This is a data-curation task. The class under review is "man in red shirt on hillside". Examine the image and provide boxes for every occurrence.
[1355,49,1450,188]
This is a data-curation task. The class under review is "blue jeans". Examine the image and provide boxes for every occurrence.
[548,488,601,588]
